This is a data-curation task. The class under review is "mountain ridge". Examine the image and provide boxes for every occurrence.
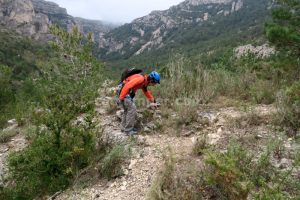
[98,0,246,58]
[0,0,116,41]
[95,0,271,70]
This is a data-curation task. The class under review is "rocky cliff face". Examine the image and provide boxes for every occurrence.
[98,0,270,60]
[0,0,115,41]
[0,0,50,40]
[74,17,116,41]
[31,0,74,31]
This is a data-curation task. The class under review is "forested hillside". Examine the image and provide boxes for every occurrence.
[98,0,271,70]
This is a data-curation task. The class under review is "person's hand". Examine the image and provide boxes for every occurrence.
[149,102,160,109]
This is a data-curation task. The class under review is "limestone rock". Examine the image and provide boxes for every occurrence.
[0,0,115,42]
[7,119,17,126]
[235,44,275,59]
[128,159,137,170]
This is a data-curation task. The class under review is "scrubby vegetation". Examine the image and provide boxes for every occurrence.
[148,141,300,200]
[205,143,300,199]
[0,26,125,199]
[146,1,300,199]
[0,27,54,129]
[152,23,299,134]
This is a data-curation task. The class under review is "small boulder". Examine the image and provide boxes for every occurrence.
[7,119,17,125]
[116,110,124,120]
[182,130,195,137]
[120,186,126,191]
[128,159,137,170]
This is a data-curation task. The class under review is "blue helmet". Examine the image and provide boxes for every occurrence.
[149,71,160,84]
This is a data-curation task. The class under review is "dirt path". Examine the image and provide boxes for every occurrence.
[58,91,195,200]
[59,134,194,200]
[58,91,279,200]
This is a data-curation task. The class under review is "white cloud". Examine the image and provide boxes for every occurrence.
[49,0,184,23]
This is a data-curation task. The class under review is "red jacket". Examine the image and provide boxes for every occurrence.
[119,74,155,102]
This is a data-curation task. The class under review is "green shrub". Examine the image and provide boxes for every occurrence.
[173,103,198,127]
[2,26,105,199]
[148,141,300,200]
[147,150,204,200]
[205,144,252,200]
[204,142,300,199]
[98,144,128,179]
[192,134,209,156]
[275,81,300,134]
[156,53,281,106]
[0,128,18,143]
[250,80,276,104]
[147,151,175,200]
[0,65,15,128]
[6,125,95,199]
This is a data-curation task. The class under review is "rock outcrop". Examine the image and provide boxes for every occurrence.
[0,0,115,41]
[235,44,275,59]
[0,0,50,40]
[74,17,116,41]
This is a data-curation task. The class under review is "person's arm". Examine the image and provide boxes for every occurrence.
[119,77,144,100]
[142,86,155,102]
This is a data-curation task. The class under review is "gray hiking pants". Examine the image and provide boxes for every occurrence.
[121,98,137,132]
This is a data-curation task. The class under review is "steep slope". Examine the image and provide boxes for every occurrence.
[0,26,51,79]
[0,0,115,41]
[98,0,271,68]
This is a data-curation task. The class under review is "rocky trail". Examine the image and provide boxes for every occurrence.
[57,88,197,200]
[57,88,299,200]
[0,87,298,200]
[58,134,194,200]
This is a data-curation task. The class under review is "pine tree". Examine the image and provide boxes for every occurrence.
[266,0,300,58]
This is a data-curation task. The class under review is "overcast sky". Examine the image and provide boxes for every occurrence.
[49,0,184,23]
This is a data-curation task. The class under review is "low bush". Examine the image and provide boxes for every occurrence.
[0,65,15,128]
[5,125,95,199]
[147,150,203,200]
[156,53,283,109]
[250,79,277,104]
[275,81,300,135]
[174,103,198,127]
[192,134,209,156]
[148,141,300,200]
[98,144,128,179]
[205,144,252,200]
[205,142,300,199]
[0,128,18,143]
[0,26,107,199]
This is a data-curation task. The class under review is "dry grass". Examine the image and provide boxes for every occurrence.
[174,104,198,127]
[192,134,209,156]
[0,128,19,143]
[147,149,204,200]
[226,108,268,129]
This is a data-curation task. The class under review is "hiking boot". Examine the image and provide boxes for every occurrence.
[122,128,137,133]
[125,129,138,136]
